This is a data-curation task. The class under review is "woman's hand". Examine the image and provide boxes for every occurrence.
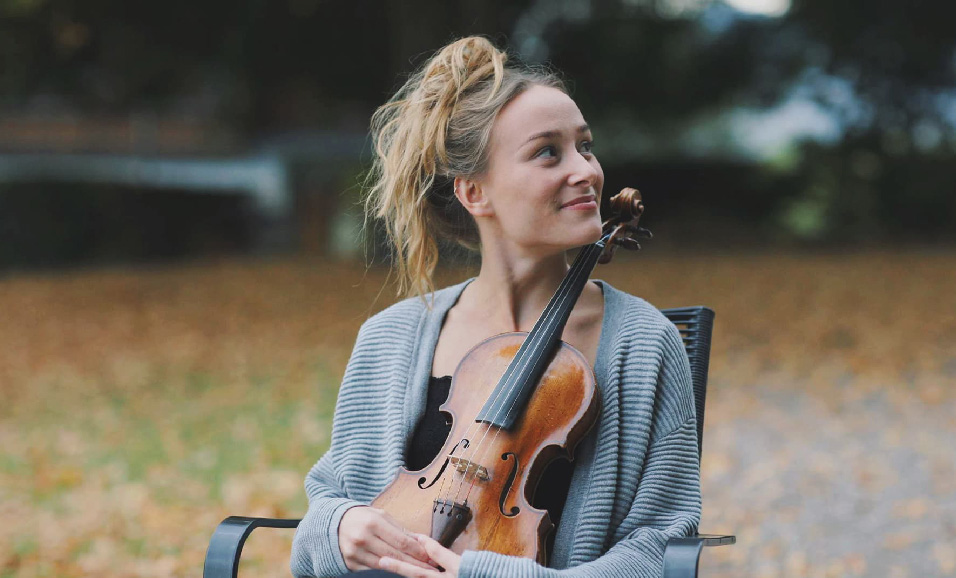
[379,534,461,577]
[338,506,435,572]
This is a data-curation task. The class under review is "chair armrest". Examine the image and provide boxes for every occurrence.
[203,516,301,578]
[662,533,736,578]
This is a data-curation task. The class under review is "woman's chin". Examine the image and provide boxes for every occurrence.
[582,222,605,245]
[563,226,604,250]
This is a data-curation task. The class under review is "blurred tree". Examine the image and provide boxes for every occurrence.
[772,0,956,242]
[1,0,954,248]
[3,0,953,139]
[788,0,956,134]
[0,0,533,130]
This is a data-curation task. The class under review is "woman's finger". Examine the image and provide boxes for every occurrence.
[340,537,374,571]
[346,550,377,572]
[379,555,440,578]
[345,531,430,572]
[367,537,436,571]
[413,534,460,576]
[373,511,432,563]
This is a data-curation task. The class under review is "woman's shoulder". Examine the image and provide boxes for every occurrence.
[598,280,689,374]
[599,280,677,335]
[360,279,472,333]
[599,281,695,430]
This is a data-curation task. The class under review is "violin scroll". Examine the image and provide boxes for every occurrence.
[599,187,653,264]
[607,187,644,223]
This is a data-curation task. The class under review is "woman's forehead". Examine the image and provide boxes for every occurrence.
[493,85,588,148]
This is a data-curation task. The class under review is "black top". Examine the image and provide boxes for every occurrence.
[406,376,575,559]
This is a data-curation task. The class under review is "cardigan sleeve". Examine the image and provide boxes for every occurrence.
[288,293,431,578]
[457,320,702,578]
[289,319,376,578]
[289,451,364,577]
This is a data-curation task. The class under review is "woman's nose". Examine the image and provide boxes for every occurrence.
[567,151,600,188]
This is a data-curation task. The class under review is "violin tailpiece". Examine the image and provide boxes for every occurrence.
[431,499,473,548]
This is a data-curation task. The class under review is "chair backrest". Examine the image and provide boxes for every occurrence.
[660,306,715,459]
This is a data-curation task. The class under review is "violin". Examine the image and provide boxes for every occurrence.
[371,188,652,564]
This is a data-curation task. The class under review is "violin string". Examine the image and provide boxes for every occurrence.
[436,260,575,507]
[438,236,606,507]
[458,242,600,504]
[455,242,599,505]
[453,240,605,505]
[438,244,582,507]
[449,275,572,507]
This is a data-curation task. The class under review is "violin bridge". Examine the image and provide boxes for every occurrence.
[448,456,489,480]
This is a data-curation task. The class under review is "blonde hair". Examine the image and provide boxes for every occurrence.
[365,36,566,299]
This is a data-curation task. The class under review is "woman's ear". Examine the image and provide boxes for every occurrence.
[453,176,494,218]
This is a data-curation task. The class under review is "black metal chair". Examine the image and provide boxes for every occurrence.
[203,306,734,578]
[658,307,735,578]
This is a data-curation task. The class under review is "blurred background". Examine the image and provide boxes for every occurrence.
[1,0,954,576]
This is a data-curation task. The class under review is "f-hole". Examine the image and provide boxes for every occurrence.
[498,452,520,517]
[418,439,470,489]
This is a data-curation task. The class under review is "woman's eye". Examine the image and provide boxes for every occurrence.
[535,145,558,159]
[579,140,594,154]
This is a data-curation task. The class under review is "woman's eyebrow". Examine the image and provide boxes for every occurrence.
[524,124,591,145]
[524,130,559,144]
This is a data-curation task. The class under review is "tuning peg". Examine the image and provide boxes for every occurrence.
[598,243,617,264]
[625,225,653,240]
[614,237,642,251]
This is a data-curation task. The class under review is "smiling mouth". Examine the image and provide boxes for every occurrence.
[561,196,598,210]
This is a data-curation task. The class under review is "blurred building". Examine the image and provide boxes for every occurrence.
[0,112,366,269]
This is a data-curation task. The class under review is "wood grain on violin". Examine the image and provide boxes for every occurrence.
[372,334,598,564]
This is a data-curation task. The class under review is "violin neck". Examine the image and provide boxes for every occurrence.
[475,235,609,430]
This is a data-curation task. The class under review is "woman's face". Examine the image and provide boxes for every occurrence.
[466,84,605,257]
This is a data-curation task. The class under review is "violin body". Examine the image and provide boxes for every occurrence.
[371,332,599,564]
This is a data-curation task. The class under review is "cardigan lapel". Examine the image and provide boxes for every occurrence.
[398,280,475,462]
[564,281,626,566]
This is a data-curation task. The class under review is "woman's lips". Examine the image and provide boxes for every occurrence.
[561,196,598,210]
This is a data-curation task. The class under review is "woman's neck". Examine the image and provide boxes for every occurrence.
[466,249,571,332]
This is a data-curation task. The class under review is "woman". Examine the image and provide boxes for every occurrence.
[290,36,700,578]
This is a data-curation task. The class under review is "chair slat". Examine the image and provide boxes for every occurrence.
[661,306,715,459]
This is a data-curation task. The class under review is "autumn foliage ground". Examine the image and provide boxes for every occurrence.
[1,251,954,577]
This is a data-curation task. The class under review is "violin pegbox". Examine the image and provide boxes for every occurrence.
[598,187,653,264]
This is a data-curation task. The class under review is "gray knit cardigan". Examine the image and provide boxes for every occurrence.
[290,279,701,578]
